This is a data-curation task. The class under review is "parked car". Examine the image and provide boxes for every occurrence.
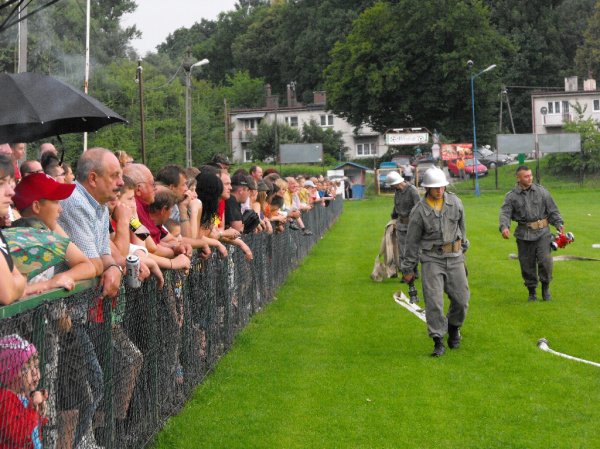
[415,160,437,186]
[474,148,513,168]
[447,158,488,178]
[378,161,399,187]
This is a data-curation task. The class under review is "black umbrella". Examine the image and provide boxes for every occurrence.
[0,72,127,143]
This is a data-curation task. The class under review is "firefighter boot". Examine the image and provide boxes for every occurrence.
[528,287,537,302]
[448,325,462,349]
[542,283,552,301]
[432,337,446,357]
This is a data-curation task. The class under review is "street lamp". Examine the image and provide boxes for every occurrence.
[183,53,209,168]
[469,61,496,196]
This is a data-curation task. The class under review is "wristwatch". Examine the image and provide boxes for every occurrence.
[104,264,123,274]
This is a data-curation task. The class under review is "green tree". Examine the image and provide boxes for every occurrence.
[220,70,266,109]
[324,1,508,142]
[547,101,600,178]
[231,0,372,100]
[301,120,347,161]
[249,121,301,161]
[575,0,600,78]
[486,0,595,133]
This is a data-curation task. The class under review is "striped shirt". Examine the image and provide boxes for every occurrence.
[58,181,110,259]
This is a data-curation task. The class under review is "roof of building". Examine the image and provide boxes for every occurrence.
[334,162,371,171]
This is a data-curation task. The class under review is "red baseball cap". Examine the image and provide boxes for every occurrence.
[13,173,75,211]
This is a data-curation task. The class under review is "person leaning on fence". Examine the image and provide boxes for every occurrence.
[11,173,97,296]
[225,173,251,233]
[123,163,194,263]
[0,334,49,449]
[285,177,313,235]
[401,167,470,357]
[499,165,564,301]
[251,180,273,234]
[216,171,253,260]
[194,171,228,257]
[387,171,420,280]
[184,167,202,239]
[106,176,165,286]
[0,154,26,304]
[150,164,212,259]
[57,148,128,298]
[55,148,138,448]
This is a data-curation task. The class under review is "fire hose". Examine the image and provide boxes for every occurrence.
[537,338,600,368]
[393,291,426,323]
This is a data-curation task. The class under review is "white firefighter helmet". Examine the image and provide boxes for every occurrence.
[421,167,449,188]
[386,171,404,186]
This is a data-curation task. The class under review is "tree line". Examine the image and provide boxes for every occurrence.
[2,0,600,173]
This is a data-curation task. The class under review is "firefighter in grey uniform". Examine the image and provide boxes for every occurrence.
[387,171,420,277]
[401,167,470,357]
[499,165,564,301]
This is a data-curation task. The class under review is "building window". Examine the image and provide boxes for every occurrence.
[243,118,258,130]
[547,101,561,114]
[356,143,376,156]
[285,116,298,127]
[320,114,334,127]
[594,100,600,112]
[244,150,253,162]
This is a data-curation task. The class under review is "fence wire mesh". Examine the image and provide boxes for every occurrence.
[0,197,342,449]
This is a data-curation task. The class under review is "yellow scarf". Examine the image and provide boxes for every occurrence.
[426,196,444,211]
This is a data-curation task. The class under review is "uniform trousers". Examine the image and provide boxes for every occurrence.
[516,235,553,288]
[421,253,470,338]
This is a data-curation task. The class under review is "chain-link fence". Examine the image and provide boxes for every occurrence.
[0,197,343,449]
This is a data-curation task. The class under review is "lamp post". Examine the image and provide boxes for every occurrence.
[183,52,209,168]
[469,61,496,196]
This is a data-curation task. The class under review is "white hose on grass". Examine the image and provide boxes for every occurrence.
[537,338,600,368]
[509,253,600,262]
[393,291,426,323]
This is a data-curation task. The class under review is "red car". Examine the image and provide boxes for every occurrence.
[447,158,488,178]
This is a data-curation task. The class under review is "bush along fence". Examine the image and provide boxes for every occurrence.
[0,197,343,449]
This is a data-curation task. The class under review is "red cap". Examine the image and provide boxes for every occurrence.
[13,173,75,211]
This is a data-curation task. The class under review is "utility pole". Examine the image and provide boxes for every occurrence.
[137,60,146,165]
[83,0,91,152]
[182,48,209,168]
[17,6,27,73]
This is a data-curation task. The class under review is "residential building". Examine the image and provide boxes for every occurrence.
[228,86,388,162]
[531,76,600,135]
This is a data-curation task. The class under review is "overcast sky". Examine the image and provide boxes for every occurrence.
[122,0,239,56]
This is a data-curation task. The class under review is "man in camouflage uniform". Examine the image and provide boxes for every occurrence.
[499,165,564,301]
[401,168,470,357]
[388,171,420,278]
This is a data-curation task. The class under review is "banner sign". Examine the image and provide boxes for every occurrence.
[385,132,429,146]
[441,143,472,161]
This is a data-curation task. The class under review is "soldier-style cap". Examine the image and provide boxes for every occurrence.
[256,181,270,192]
[231,173,249,187]
[210,154,232,167]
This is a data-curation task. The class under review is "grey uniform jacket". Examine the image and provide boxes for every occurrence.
[499,183,563,241]
[392,184,420,231]
[401,192,469,274]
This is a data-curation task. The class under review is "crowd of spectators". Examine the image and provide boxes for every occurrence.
[0,143,341,448]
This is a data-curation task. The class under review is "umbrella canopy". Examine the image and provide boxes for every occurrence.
[0,72,127,143]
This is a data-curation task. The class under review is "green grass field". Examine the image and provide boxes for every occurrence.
[153,175,600,449]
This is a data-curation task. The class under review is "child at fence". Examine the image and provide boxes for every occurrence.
[9,172,97,296]
[0,334,48,449]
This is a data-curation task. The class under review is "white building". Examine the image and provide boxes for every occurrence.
[531,76,600,135]
[228,87,388,163]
